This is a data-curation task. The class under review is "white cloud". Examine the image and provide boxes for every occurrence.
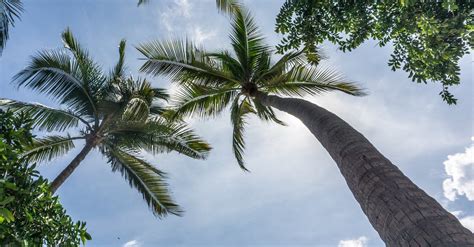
[459,216,474,232]
[175,0,191,17]
[160,0,192,31]
[442,137,474,201]
[123,240,141,247]
[192,26,216,44]
[338,236,368,247]
[450,210,463,217]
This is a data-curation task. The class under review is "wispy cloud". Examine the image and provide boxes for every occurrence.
[160,0,192,31]
[338,236,368,247]
[192,26,216,44]
[123,240,141,247]
[443,137,474,201]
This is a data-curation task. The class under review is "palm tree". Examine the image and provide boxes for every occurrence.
[0,0,22,54]
[0,29,211,217]
[137,5,474,246]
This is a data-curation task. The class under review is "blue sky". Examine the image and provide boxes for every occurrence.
[1,0,473,246]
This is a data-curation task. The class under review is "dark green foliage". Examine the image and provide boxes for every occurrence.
[276,0,474,104]
[0,0,23,54]
[0,110,90,246]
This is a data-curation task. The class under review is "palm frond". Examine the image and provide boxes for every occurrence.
[152,88,169,101]
[229,7,270,78]
[122,97,150,122]
[252,98,285,125]
[0,98,92,131]
[149,103,166,117]
[107,118,211,160]
[12,49,98,118]
[111,39,127,80]
[216,0,241,14]
[149,122,212,159]
[61,28,105,119]
[251,50,272,82]
[172,84,239,119]
[0,0,23,54]
[230,96,254,171]
[262,65,366,97]
[148,88,169,117]
[22,135,83,163]
[257,50,306,82]
[206,51,243,82]
[137,39,237,87]
[107,147,181,217]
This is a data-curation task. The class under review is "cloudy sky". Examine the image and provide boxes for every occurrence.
[1,0,473,246]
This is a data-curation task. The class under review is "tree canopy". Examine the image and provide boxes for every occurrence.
[0,110,90,246]
[275,0,474,104]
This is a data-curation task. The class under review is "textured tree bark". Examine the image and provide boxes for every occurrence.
[256,92,474,246]
[50,142,94,193]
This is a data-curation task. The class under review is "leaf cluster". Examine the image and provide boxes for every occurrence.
[0,110,90,246]
[275,0,474,104]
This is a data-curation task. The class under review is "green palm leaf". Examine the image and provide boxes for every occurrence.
[12,49,98,118]
[251,98,285,126]
[107,147,181,217]
[61,28,104,118]
[262,65,366,97]
[229,7,269,77]
[122,97,150,121]
[216,0,240,14]
[23,135,83,163]
[0,98,91,131]
[108,118,211,160]
[137,39,237,87]
[257,50,306,81]
[151,122,212,159]
[172,84,239,119]
[111,39,127,80]
[0,0,23,54]
[230,96,254,171]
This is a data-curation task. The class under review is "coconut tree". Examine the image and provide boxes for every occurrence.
[0,29,211,217]
[0,0,22,54]
[137,5,474,246]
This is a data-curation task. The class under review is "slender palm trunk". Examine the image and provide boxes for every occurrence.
[256,92,474,246]
[50,142,94,193]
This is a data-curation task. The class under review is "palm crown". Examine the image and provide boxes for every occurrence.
[0,29,211,217]
[137,6,365,171]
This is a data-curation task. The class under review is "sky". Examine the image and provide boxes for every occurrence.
[0,0,473,246]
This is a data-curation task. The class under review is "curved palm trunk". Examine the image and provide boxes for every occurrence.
[50,142,94,193]
[256,92,474,246]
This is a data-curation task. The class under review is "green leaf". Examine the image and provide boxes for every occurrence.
[230,96,255,171]
[107,148,182,217]
[23,135,82,164]
[0,98,91,131]
[0,208,15,222]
